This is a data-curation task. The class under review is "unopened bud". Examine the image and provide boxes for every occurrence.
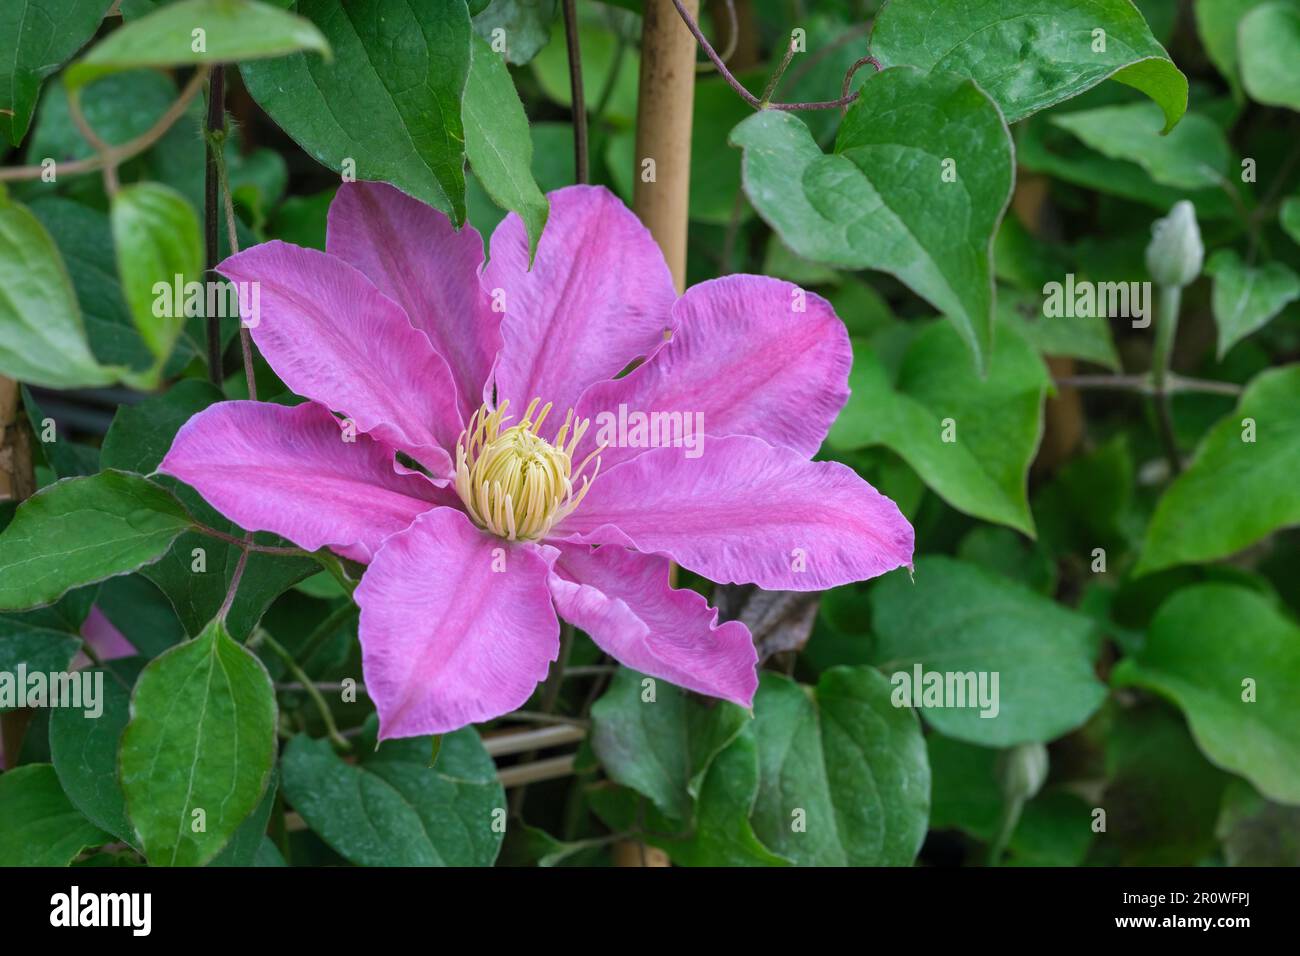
[1145,200,1203,288]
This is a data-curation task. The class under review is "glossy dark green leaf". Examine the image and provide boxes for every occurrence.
[241,0,471,223]
[119,617,277,866]
[0,764,112,865]
[0,0,113,145]
[748,669,929,866]
[281,722,504,866]
[0,471,193,611]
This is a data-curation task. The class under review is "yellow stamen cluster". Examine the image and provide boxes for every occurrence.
[455,398,602,541]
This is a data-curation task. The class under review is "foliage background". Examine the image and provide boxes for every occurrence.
[0,0,1298,868]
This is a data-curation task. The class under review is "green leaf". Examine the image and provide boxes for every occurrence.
[111,182,203,371]
[463,34,548,259]
[531,11,637,124]
[119,616,277,866]
[1206,249,1300,358]
[1138,365,1300,574]
[589,666,749,823]
[0,620,83,709]
[1195,0,1267,94]
[871,0,1188,131]
[66,0,331,91]
[828,322,1048,535]
[1280,195,1300,247]
[281,722,505,866]
[209,769,278,866]
[241,0,471,224]
[0,192,117,389]
[0,470,193,611]
[748,668,929,866]
[1216,779,1300,866]
[871,557,1107,746]
[996,283,1121,371]
[732,68,1013,368]
[0,764,112,865]
[1049,103,1230,191]
[0,0,113,145]
[1239,1,1300,111]
[1091,701,1229,865]
[100,382,319,640]
[49,661,140,846]
[472,0,556,65]
[1112,584,1300,805]
[24,68,175,165]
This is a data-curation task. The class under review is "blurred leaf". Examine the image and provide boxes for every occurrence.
[119,616,277,865]
[532,12,637,123]
[996,284,1120,371]
[1281,195,1300,247]
[0,192,117,388]
[956,526,1057,595]
[748,668,929,866]
[1215,778,1300,865]
[1034,435,1137,560]
[1049,103,1230,191]
[871,0,1187,130]
[281,721,504,866]
[871,556,1106,746]
[0,764,112,865]
[473,0,557,65]
[1206,249,1300,358]
[0,0,113,145]
[1239,2,1300,111]
[1113,584,1300,804]
[734,69,1013,368]
[66,0,330,91]
[111,182,203,373]
[241,0,469,223]
[1138,365,1300,574]
[1195,0,1267,95]
[24,69,174,164]
[463,34,548,258]
[0,471,192,611]
[714,585,818,662]
[829,322,1048,535]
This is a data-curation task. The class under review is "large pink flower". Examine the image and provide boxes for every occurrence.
[160,183,913,738]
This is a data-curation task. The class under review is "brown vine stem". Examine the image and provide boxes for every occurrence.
[0,65,210,182]
[193,522,307,555]
[696,0,738,72]
[668,0,873,111]
[560,0,589,184]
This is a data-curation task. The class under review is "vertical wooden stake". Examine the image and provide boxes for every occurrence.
[614,1,703,867]
[0,376,36,765]
[633,0,699,293]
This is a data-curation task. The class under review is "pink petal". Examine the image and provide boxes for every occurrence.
[160,400,441,563]
[218,240,462,478]
[574,275,851,469]
[80,607,135,662]
[484,185,677,418]
[547,544,757,707]
[356,507,559,738]
[326,181,499,419]
[556,435,913,590]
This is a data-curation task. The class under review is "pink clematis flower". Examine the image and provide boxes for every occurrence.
[160,183,913,739]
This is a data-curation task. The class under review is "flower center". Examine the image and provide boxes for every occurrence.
[455,398,601,541]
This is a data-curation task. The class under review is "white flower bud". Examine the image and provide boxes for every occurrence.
[996,742,1049,803]
[1145,200,1203,288]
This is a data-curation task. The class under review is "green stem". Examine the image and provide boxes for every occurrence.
[260,632,351,752]
[294,601,359,670]
[1151,284,1184,476]
[986,795,1024,867]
